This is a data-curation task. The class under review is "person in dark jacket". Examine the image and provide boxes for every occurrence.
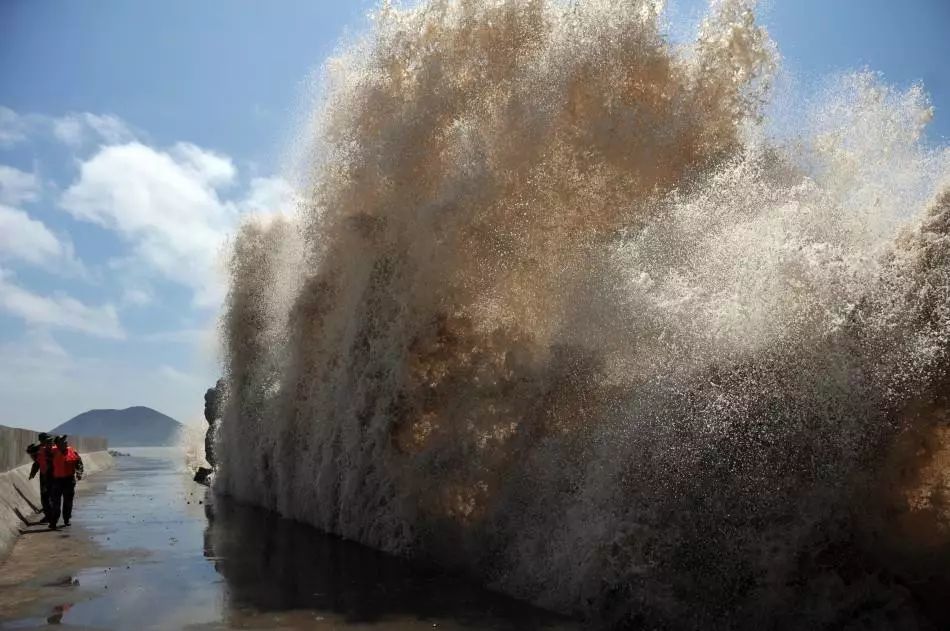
[25,443,48,522]
[27,432,54,523]
[48,435,83,529]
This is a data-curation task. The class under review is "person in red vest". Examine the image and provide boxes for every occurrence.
[28,432,54,524]
[48,435,83,529]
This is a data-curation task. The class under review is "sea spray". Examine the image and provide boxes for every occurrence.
[216,1,950,626]
[176,422,210,472]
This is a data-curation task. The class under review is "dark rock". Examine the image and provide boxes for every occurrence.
[193,467,213,486]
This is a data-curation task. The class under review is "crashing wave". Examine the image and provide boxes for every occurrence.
[216,1,950,627]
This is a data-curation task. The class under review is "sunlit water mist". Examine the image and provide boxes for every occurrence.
[215,1,950,627]
[177,423,211,472]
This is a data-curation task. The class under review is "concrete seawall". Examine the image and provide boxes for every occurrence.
[0,425,107,472]
[0,424,112,561]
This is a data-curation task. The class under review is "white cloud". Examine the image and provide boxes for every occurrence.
[51,117,84,146]
[0,165,41,204]
[61,142,237,306]
[0,108,266,430]
[1,105,136,149]
[0,205,63,264]
[52,112,135,147]
[0,269,124,339]
[60,142,297,307]
[122,286,154,307]
[2,106,297,308]
[172,143,236,187]
[0,106,28,147]
[0,204,86,275]
[241,175,299,215]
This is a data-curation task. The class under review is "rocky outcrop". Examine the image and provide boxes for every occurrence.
[203,380,224,470]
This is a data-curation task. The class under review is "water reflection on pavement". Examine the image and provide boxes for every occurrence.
[1,449,578,630]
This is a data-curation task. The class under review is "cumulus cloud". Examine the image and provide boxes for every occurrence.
[0,269,124,338]
[52,112,136,147]
[0,105,136,149]
[3,105,298,307]
[0,165,41,204]
[60,142,237,305]
[0,204,85,275]
[0,107,291,428]
[0,205,65,265]
[0,106,29,147]
[240,175,299,215]
[60,142,296,307]
[171,143,236,187]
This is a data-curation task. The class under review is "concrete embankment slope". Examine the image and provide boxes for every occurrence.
[0,424,113,561]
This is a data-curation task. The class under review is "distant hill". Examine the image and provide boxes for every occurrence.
[50,406,183,447]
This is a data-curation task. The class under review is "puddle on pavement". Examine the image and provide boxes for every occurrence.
[1,449,578,630]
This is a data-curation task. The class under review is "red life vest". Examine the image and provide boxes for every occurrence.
[52,446,80,479]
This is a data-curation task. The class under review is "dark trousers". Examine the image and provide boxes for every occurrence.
[49,477,76,525]
[38,472,51,519]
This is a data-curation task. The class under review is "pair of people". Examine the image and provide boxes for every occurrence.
[27,433,84,529]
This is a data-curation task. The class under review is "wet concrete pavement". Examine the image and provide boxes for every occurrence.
[0,449,579,630]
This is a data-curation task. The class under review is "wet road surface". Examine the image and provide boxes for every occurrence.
[0,449,578,630]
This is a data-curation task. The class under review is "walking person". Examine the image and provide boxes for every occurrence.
[48,435,83,530]
[27,433,54,524]
[25,443,49,523]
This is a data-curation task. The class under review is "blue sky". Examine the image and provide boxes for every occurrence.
[1,0,948,430]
